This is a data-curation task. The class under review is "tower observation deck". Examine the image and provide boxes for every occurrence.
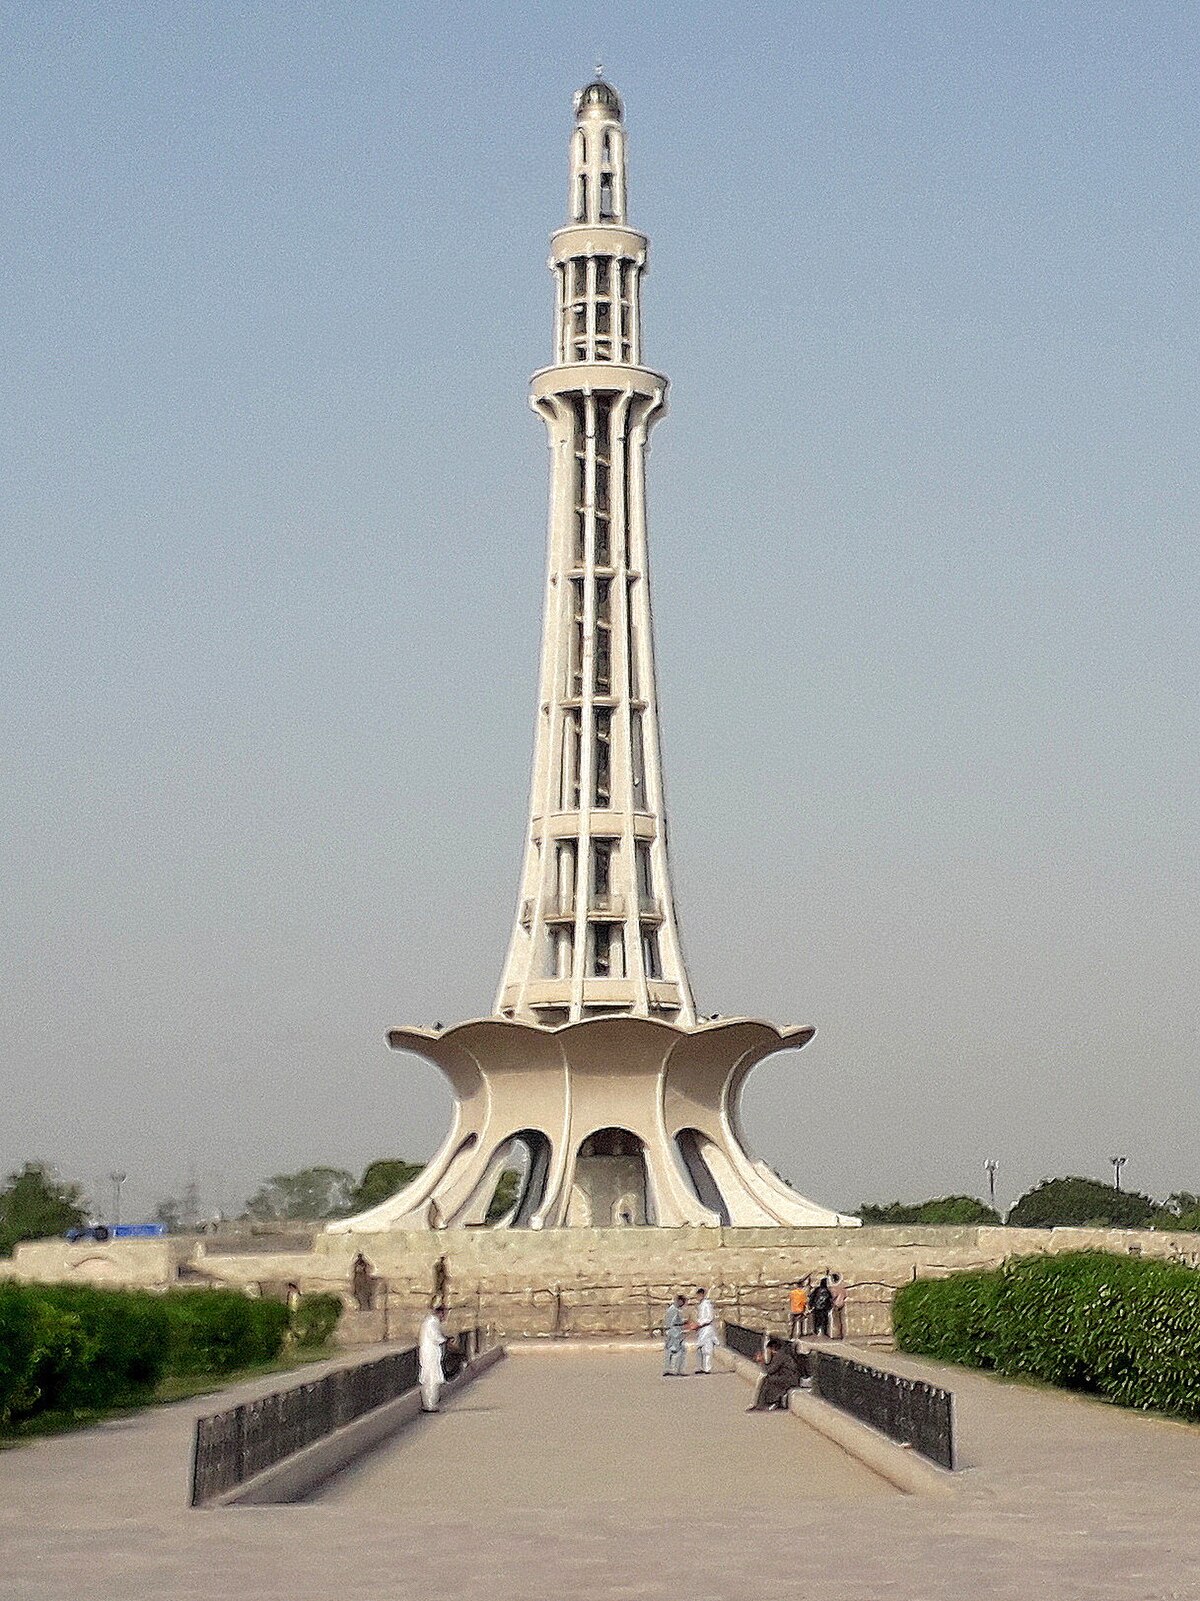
[495,80,695,1027]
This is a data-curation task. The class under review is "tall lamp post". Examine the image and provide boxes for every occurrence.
[1110,1155,1127,1193]
[109,1171,127,1230]
[984,1159,999,1212]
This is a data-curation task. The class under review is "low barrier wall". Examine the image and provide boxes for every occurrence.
[723,1321,955,1470]
[11,1224,1200,1345]
[190,1329,483,1505]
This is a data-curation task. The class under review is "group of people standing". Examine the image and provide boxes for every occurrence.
[788,1273,847,1339]
[662,1288,721,1376]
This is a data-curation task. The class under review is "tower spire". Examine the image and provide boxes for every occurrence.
[495,82,696,1027]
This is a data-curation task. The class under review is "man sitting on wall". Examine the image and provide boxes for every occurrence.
[748,1337,803,1412]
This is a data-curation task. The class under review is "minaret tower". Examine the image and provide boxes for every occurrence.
[330,81,857,1235]
[495,78,696,1028]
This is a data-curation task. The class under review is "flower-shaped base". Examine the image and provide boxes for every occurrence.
[327,1016,859,1232]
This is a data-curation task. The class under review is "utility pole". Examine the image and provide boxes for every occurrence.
[109,1171,127,1229]
[1110,1155,1127,1192]
[984,1159,999,1211]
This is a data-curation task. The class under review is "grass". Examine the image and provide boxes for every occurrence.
[155,1344,336,1403]
[1,1342,339,1446]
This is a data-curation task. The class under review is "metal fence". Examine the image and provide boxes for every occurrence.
[808,1350,955,1470]
[723,1321,955,1470]
[191,1328,482,1505]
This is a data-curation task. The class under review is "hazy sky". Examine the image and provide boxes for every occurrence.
[2,2,1196,1223]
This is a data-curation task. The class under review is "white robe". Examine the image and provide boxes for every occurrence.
[418,1312,447,1410]
[694,1298,719,1369]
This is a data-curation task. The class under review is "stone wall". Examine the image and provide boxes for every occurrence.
[5,1224,1199,1346]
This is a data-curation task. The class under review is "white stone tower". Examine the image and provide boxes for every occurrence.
[495,78,695,1029]
[329,81,857,1234]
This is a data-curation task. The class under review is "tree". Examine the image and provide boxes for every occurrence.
[0,1162,87,1255]
[485,1169,522,1222]
[1157,1193,1200,1232]
[858,1196,1001,1226]
[244,1167,356,1222]
[1006,1176,1160,1229]
[153,1198,183,1233]
[351,1159,425,1211]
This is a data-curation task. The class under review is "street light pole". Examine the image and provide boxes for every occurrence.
[984,1159,999,1211]
[109,1171,127,1230]
[1110,1155,1127,1193]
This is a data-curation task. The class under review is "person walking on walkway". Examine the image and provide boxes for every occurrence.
[830,1272,847,1339]
[810,1276,833,1338]
[663,1294,687,1376]
[748,1338,803,1412]
[419,1303,448,1412]
[789,1279,809,1339]
[693,1288,720,1374]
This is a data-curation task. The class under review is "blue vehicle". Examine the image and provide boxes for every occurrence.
[65,1222,166,1242]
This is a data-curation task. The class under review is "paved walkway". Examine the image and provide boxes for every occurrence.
[319,1348,887,1511]
[3,1340,1200,1599]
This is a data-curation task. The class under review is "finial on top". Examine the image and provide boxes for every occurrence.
[574,74,622,120]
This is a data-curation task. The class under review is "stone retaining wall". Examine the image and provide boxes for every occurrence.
[5,1224,1199,1344]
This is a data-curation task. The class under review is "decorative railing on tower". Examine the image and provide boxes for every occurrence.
[495,78,696,1029]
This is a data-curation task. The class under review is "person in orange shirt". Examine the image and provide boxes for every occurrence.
[789,1279,808,1339]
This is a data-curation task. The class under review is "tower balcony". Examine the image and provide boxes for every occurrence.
[532,811,657,840]
[531,362,666,405]
[549,223,647,268]
[523,893,629,923]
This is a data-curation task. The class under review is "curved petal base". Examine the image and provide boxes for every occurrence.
[327,1016,859,1233]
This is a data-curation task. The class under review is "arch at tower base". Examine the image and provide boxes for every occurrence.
[327,1016,859,1234]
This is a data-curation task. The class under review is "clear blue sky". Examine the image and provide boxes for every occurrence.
[2,2,1196,1221]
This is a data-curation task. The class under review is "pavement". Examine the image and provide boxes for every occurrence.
[3,1339,1200,1599]
[318,1347,888,1511]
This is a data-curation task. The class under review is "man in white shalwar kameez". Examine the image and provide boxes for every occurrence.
[692,1288,720,1375]
[419,1304,448,1412]
[663,1294,687,1376]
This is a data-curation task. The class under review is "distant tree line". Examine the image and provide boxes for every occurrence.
[859,1177,1200,1230]
[157,1159,521,1229]
[7,1162,1200,1254]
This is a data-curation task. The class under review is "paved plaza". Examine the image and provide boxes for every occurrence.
[319,1347,888,1511]
[3,1341,1200,1599]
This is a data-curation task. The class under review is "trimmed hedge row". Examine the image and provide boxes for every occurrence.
[0,1285,297,1427]
[291,1292,343,1349]
[893,1250,1200,1418]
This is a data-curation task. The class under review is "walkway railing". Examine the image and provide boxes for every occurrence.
[723,1321,955,1470]
[190,1328,483,1505]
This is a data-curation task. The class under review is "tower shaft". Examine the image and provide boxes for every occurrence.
[496,82,695,1027]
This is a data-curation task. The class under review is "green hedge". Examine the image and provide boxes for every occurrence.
[0,1284,292,1428]
[893,1251,1200,1418]
[162,1290,290,1375]
[290,1292,343,1349]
